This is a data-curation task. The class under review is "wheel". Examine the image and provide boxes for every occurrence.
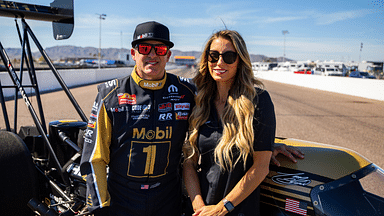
[0,130,38,215]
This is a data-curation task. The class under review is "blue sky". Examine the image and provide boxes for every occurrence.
[0,0,383,62]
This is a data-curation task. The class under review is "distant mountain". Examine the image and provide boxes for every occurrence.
[3,45,292,62]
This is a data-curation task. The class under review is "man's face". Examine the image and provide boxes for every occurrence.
[131,40,172,81]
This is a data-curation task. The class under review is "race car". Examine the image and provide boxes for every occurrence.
[260,138,384,216]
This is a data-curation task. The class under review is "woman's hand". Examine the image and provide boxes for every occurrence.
[271,143,304,166]
[193,204,227,216]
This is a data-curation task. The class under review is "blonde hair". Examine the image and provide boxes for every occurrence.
[184,30,264,171]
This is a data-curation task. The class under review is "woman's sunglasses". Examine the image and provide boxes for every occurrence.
[208,51,238,64]
[135,43,169,56]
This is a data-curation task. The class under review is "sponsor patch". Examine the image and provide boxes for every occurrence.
[162,95,185,101]
[132,114,150,120]
[110,106,127,113]
[84,129,93,138]
[159,113,173,121]
[92,102,99,112]
[87,121,96,128]
[174,103,190,111]
[118,93,136,105]
[175,111,188,120]
[168,84,178,93]
[132,104,151,113]
[179,76,190,83]
[143,81,162,88]
[137,33,153,39]
[158,102,172,112]
[105,80,116,88]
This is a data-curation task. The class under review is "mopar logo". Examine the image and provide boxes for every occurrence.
[168,84,178,93]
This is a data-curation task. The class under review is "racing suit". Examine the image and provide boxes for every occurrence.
[80,67,196,216]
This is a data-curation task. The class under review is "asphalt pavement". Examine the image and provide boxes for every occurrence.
[1,67,383,169]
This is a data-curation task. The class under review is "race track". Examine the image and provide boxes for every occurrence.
[1,67,383,169]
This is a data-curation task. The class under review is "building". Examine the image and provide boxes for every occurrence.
[174,56,196,67]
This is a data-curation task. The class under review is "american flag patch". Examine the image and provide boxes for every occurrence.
[141,184,149,190]
[285,198,307,215]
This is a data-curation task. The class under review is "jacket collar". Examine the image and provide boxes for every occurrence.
[131,66,167,90]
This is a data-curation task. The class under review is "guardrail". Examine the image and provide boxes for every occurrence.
[255,71,384,101]
[0,67,133,100]
[0,65,182,101]
[2,68,383,101]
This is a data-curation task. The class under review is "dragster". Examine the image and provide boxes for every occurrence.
[0,1,383,215]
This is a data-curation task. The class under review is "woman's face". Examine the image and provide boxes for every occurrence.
[208,37,239,84]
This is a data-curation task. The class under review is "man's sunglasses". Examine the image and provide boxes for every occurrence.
[207,51,238,64]
[135,43,169,56]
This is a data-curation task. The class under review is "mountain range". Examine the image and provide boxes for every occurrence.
[3,45,292,63]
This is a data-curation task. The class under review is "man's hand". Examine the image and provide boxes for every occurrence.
[271,143,304,167]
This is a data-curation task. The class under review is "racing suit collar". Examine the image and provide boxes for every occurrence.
[132,66,167,90]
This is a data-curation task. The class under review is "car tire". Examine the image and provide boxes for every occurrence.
[0,130,38,215]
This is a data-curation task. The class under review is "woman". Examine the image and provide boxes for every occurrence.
[183,30,276,216]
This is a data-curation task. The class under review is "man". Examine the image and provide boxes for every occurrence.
[80,21,196,216]
[80,21,304,216]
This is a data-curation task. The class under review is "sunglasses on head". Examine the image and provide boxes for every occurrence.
[135,43,169,56]
[208,50,238,64]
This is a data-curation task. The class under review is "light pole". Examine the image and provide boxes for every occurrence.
[282,30,289,62]
[97,13,106,69]
[359,42,363,63]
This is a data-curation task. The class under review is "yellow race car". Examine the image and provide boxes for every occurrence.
[260,137,384,216]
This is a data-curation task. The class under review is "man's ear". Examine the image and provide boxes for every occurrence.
[131,48,136,61]
[166,50,172,62]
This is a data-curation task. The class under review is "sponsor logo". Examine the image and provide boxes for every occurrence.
[175,112,188,120]
[87,121,96,129]
[90,113,98,119]
[132,104,151,113]
[118,93,136,105]
[174,103,190,111]
[159,113,172,121]
[143,82,162,88]
[84,129,93,138]
[271,172,311,186]
[84,137,93,144]
[110,106,127,113]
[168,84,178,93]
[133,126,172,140]
[158,102,172,112]
[179,76,190,83]
[105,79,116,88]
[92,102,99,112]
[162,95,185,101]
[132,114,150,120]
[137,33,154,39]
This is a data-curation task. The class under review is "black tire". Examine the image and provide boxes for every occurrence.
[0,130,38,215]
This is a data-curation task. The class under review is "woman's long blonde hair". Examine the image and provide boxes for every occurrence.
[185,30,264,171]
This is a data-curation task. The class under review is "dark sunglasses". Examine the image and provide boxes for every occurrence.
[208,51,238,64]
[135,43,169,56]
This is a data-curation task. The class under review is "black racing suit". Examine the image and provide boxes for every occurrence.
[80,68,196,216]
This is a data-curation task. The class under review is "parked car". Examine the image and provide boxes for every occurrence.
[294,69,312,74]
[349,71,376,79]
[313,67,342,76]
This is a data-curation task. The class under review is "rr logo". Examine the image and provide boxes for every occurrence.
[159,113,172,121]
